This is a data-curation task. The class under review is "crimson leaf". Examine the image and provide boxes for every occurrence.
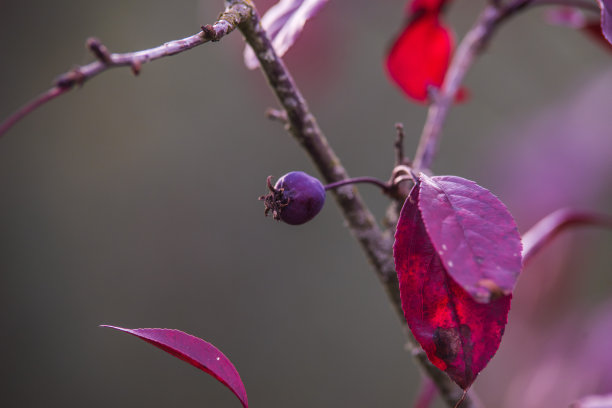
[386,0,467,103]
[418,174,522,303]
[394,184,511,389]
[102,326,248,408]
[386,13,453,102]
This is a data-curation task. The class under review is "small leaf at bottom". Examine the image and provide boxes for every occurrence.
[102,325,248,408]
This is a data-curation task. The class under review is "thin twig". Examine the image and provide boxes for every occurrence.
[412,4,505,172]
[410,0,599,173]
[0,1,252,139]
[394,122,406,166]
[0,87,70,136]
[233,2,479,407]
[323,177,391,192]
[522,208,612,266]
[411,0,601,173]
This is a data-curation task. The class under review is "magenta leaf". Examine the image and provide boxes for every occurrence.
[244,0,329,69]
[600,0,612,44]
[418,173,522,303]
[394,185,511,389]
[102,326,248,408]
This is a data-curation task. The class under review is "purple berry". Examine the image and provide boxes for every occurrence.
[259,171,326,225]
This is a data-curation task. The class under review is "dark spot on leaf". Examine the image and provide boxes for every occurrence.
[433,327,461,362]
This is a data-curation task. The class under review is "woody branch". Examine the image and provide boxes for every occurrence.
[412,0,600,175]
[0,1,252,138]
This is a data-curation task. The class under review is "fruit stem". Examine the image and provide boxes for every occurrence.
[324,177,390,192]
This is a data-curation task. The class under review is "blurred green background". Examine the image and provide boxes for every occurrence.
[0,1,610,407]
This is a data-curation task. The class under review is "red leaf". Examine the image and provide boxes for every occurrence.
[385,14,453,102]
[102,326,248,408]
[418,174,522,303]
[394,185,511,390]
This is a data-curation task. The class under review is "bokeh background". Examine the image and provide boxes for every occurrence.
[0,1,611,407]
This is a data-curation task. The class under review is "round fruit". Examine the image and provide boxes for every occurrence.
[260,171,326,225]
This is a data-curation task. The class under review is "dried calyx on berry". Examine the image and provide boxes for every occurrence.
[259,171,325,225]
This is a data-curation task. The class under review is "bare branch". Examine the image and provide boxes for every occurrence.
[323,177,392,192]
[233,2,480,407]
[412,4,506,172]
[234,0,397,288]
[0,1,253,139]
[394,122,407,166]
[522,208,612,266]
[411,0,601,173]
[0,87,71,137]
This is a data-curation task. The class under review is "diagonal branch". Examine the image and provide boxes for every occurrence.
[0,87,72,139]
[411,0,601,174]
[412,3,511,173]
[231,2,480,407]
[233,0,399,314]
[522,208,612,266]
[0,1,252,139]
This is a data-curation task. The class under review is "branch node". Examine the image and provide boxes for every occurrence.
[390,164,419,193]
[54,69,85,89]
[86,37,112,64]
[201,24,220,41]
[0,0,252,139]
[131,60,142,76]
[265,108,288,124]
